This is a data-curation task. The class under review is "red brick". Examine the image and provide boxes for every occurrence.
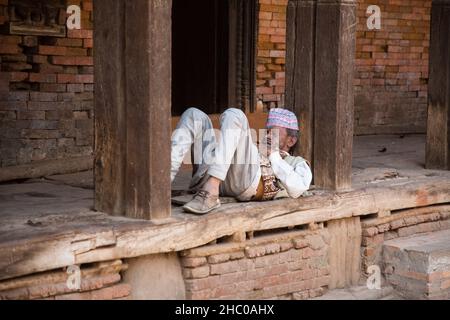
[245,246,266,258]
[183,265,210,279]
[293,238,308,249]
[82,1,93,11]
[39,45,67,56]
[210,259,253,275]
[57,74,94,84]
[83,38,93,48]
[29,73,57,83]
[207,254,231,264]
[0,44,20,54]
[56,38,84,47]
[30,92,58,102]
[51,56,93,66]
[362,233,385,246]
[68,29,93,39]
[9,72,28,82]
[40,84,67,92]
[181,257,207,268]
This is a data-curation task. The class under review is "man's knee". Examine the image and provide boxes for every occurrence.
[181,107,209,121]
[222,108,248,123]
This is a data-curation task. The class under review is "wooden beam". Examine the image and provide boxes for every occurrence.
[286,0,317,166]
[426,0,450,170]
[1,175,449,281]
[0,156,92,183]
[94,0,172,220]
[313,0,356,190]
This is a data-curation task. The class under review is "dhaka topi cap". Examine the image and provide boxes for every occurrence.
[266,108,299,131]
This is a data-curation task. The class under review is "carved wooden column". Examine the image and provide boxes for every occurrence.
[286,0,356,191]
[94,0,172,220]
[426,0,450,170]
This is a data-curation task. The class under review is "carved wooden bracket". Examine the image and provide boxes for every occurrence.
[8,0,67,37]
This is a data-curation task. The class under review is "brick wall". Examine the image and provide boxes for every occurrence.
[360,206,450,280]
[256,0,287,110]
[180,228,330,300]
[0,0,94,168]
[256,0,431,135]
[355,0,431,135]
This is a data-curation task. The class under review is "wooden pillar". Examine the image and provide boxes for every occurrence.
[328,217,362,289]
[286,0,356,190]
[286,0,317,168]
[94,0,172,220]
[426,0,450,170]
[314,0,356,191]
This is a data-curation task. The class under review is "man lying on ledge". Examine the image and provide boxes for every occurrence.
[171,107,313,215]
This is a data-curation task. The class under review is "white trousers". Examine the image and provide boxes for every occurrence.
[171,108,261,200]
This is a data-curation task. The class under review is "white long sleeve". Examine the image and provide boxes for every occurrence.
[269,152,313,199]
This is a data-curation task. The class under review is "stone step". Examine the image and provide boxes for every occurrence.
[383,229,450,300]
[312,285,395,300]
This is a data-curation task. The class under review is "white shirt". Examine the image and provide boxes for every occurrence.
[269,152,313,199]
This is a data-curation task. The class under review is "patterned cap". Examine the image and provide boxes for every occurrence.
[266,108,299,131]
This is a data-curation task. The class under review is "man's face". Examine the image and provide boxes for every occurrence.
[266,126,298,153]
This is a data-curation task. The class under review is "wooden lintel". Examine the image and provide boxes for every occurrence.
[0,156,93,183]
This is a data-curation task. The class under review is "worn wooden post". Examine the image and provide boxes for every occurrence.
[328,217,362,289]
[94,0,172,220]
[313,0,356,190]
[426,0,450,170]
[286,0,317,168]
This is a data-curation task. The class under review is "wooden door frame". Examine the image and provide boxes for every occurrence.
[228,0,258,113]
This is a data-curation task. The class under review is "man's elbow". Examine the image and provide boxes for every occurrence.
[289,176,312,199]
[288,182,311,199]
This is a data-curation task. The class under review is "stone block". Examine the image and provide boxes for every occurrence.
[383,229,450,300]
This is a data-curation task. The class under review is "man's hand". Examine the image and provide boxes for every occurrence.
[260,140,279,158]
[279,150,290,160]
[260,130,280,158]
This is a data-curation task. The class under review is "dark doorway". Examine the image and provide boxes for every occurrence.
[172,0,258,116]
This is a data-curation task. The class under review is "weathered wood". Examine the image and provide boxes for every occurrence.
[124,0,172,220]
[94,0,127,216]
[94,0,172,220]
[426,0,450,170]
[313,0,356,190]
[1,175,449,281]
[0,260,124,292]
[286,0,317,166]
[361,204,450,228]
[223,231,247,243]
[328,217,362,289]
[0,156,93,183]
[224,0,258,111]
[182,229,319,258]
